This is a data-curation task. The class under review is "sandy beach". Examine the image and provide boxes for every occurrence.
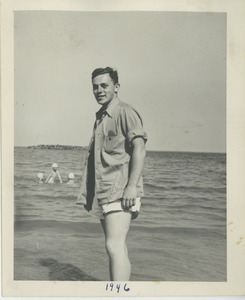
[14,220,108,281]
[14,217,226,282]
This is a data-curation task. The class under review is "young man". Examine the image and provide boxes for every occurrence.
[77,67,147,281]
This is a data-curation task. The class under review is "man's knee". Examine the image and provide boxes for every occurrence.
[105,238,126,257]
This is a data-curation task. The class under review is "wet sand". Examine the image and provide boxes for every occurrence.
[14,220,108,281]
[14,219,226,282]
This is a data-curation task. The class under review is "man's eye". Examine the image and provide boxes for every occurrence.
[101,84,108,88]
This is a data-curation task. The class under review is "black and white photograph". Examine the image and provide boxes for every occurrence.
[1,0,245,297]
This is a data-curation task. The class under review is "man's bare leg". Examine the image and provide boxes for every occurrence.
[100,219,113,280]
[100,211,131,281]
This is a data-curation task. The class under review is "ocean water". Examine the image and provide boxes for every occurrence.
[14,147,226,281]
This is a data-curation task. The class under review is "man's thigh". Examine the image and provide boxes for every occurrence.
[103,211,131,239]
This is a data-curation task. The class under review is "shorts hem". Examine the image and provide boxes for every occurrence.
[91,197,141,220]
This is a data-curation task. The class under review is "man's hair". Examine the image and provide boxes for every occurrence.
[91,67,119,84]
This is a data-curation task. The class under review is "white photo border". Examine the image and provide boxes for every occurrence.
[1,0,245,297]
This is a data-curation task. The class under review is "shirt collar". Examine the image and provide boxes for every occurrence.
[96,96,120,119]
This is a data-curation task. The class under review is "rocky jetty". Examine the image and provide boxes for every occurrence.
[27,144,88,150]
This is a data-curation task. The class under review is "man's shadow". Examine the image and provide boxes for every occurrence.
[39,258,99,281]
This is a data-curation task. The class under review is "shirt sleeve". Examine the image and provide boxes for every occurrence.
[120,106,148,145]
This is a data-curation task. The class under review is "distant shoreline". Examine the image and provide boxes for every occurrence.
[14,145,226,154]
[25,145,88,150]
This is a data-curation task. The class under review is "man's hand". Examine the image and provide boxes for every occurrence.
[122,138,146,210]
[122,184,137,209]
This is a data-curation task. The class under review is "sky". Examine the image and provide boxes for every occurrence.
[14,11,226,152]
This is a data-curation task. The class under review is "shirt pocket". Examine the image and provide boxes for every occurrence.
[104,135,121,153]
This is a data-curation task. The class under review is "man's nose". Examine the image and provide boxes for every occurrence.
[97,85,103,93]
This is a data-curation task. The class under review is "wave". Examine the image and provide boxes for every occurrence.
[133,224,226,237]
[144,182,225,192]
[14,219,226,241]
[14,220,102,235]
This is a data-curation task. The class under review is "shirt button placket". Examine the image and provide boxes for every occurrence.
[95,128,102,168]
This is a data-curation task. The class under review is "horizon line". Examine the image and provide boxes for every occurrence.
[14,144,226,155]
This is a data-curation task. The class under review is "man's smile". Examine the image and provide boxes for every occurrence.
[97,95,106,100]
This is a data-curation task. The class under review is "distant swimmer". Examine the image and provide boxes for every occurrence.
[37,172,45,184]
[45,163,63,184]
[67,173,75,185]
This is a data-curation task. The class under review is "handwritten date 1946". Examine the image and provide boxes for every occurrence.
[105,282,130,293]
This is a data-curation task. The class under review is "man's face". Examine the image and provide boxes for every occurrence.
[92,74,119,107]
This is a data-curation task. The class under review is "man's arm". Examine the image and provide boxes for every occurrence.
[45,172,52,183]
[57,171,63,183]
[122,137,146,209]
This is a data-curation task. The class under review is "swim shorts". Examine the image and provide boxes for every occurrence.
[91,197,141,220]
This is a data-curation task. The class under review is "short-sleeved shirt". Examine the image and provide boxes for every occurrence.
[77,97,147,210]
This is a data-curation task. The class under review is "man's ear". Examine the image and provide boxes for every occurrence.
[115,83,120,93]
